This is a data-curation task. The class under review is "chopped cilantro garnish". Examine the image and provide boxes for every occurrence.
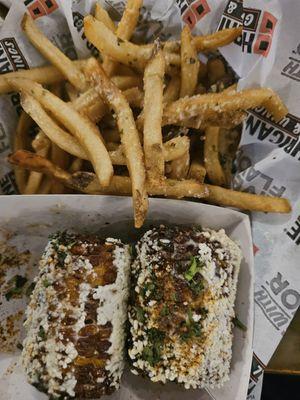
[135,306,145,323]
[5,275,28,301]
[141,279,162,301]
[184,256,203,281]
[142,328,165,366]
[233,317,247,331]
[25,282,36,297]
[190,280,204,295]
[43,279,51,288]
[129,244,137,258]
[38,326,46,340]
[160,304,169,317]
[184,257,204,295]
[180,308,202,341]
[16,342,23,350]
[171,292,179,302]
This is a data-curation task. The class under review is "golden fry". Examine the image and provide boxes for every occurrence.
[169,151,190,180]
[180,26,199,97]
[37,176,52,194]
[8,150,209,200]
[163,136,190,162]
[65,83,79,102]
[13,111,32,193]
[110,137,190,165]
[24,131,50,194]
[84,16,180,71]
[21,93,87,159]
[22,14,87,92]
[207,58,226,84]
[69,157,83,173]
[204,126,226,186]
[102,0,142,76]
[94,3,116,32]
[50,143,69,193]
[0,60,87,94]
[193,26,242,52]
[206,185,292,213]
[9,78,113,186]
[72,85,143,123]
[84,58,148,227]
[163,87,288,126]
[188,160,206,183]
[218,128,240,186]
[143,49,165,184]
[163,75,180,104]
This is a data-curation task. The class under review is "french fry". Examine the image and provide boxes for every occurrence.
[206,185,292,214]
[163,87,288,126]
[207,58,226,85]
[218,128,240,186]
[116,0,142,40]
[163,75,180,104]
[180,26,199,97]
[188,160,206,183]
[8,78,113,186]
[84,16,180,71]
[37,176,52,194]
[123,86,144,108]
[8,150,209,200]
[65,82,79,102]
[0,60,87,94]
[50,143,69,193]
[110,136,190,165]
[22,14,87,92]
[69,157,83,173]
[143,49,165,184]
[102,0,142,76]
[9,150,74,190]
[169,151,190,180]
[94,3,116,32]
[84,16,152,71]
[84,58,148,227]
[13,111,32,193]
[163,136,190,162]
[71,75,142,111]
[21,93,88,159]
[114,64,137,76]
[160,27,242,54]
[204,126,226,186]
[9,150,292,213]
[72,85,143,123]
[24,131,51,194]
[193,26,242,52]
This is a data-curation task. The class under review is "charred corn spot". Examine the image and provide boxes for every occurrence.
[22,232,130,399]
[128,225,242,389]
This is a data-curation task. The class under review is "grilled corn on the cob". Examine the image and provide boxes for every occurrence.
[22,232,130,399]
[128,225,242,389]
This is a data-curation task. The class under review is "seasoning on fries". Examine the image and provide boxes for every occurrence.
[3,2,292,226]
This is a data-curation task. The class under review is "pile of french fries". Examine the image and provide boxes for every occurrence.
[4,0,291,227]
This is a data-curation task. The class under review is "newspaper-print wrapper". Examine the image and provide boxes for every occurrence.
[0,1,299,398]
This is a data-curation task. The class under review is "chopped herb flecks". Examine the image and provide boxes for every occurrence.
[142,328,165,366]
[5,275,28,301]
[233,317,247,331]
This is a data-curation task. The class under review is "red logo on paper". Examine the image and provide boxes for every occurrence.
[253,11,277,57]
[253,244,259,256]
[24,0,58,20]
[182,0,211,30]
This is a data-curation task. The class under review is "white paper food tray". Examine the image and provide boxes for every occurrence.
[0,195,254,400]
